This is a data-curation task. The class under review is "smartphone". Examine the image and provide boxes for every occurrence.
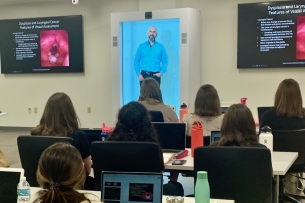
[172,160,187,165]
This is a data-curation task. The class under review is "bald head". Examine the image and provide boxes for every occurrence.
[147,26,158,43]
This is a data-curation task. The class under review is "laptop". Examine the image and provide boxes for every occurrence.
[101,171,163,203]
[257,106,272,124]
[0,168,24,203]
[221,106,228,114]
[152,122,186,153]
[210,131,221,144]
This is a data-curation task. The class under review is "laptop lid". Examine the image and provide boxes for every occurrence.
[221,106,228,114]
[101,171,163,203]
[257,106,272,124]
[0,168,24,203]
[152,122,186,152]
[210,131,221,144]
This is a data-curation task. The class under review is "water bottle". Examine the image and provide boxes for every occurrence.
[101,123,113,141]
[240,97,247,105]
[195,171,210,203]
[259,125,273,159]
[17,177,30,203]
[191,121,203,157]
[179,103,188,122]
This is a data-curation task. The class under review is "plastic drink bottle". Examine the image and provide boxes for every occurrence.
[191,121,203,157]
[101,123,113,141]
[17,177,30,203]
[259,125,273,159]
[240,97,247,105]
[195,171,210,203]
[179,103,188,122]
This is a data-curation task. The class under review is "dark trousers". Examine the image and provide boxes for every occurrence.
[140,70,161,86]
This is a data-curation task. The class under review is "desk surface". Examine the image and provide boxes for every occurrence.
[30,187,234,203]
[165,149,298,175]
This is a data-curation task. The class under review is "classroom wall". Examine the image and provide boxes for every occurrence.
[0,0,303,128]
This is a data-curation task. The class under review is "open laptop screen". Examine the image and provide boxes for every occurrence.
[210,131,221,144]
[101,172,163,203]
[0,168,24,203]
[152,122,186,152]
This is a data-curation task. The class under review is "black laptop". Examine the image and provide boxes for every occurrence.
[152,122,186,153]
[210,131,221,144]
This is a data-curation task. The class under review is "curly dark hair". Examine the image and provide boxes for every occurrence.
[107,101,159,143]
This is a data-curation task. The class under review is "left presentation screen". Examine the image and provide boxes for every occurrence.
[0,15,83,74]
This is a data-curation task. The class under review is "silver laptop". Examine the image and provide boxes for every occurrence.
[210,131,221,144]
[101,171,163,203]
[152,122,186,153]
[0,168,24,203]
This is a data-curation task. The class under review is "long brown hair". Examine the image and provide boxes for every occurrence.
[33,143,90,203]
[194,84,221,117]
[31,92,80,136]
[274,79,305,118]
[138,78,163,105]
[213,104,257,146]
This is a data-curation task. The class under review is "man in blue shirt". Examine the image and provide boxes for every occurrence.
[134,26,168,86]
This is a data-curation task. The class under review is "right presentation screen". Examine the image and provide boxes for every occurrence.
[238,1,305,68]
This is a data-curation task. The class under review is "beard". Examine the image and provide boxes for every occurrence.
[148,35,156,41]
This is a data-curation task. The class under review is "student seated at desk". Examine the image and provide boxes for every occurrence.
[212,104,264,147]
[33,143,101,203]
[30,92,93,189]
[137,78,178,122]
[106,101,184,196]
[183,84,223,147]
[260,78,305,131]
[106,101,164,169]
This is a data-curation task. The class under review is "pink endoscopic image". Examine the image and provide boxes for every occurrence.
[296,16,305,59]
[40,30,69,67]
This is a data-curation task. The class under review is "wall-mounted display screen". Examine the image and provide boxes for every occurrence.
[238,1,305,68]
[0,15,83,73]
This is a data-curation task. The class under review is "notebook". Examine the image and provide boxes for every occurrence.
[101,171,163,203]
[152,122,186,153]
[0,168,24,203]
[210,131,221,144]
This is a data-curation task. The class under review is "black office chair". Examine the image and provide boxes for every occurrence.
[91,141,163,190]
[272,129,305,202]
[17,135,73,186]
[194,146,272,203]
[257,106,272,124]
[149,110,164,122]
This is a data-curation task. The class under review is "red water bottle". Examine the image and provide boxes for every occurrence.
[191,121,204,157]
[179,103,188,122]
[240,98,247,105]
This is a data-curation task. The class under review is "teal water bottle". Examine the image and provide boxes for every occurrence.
[195,171,210,203]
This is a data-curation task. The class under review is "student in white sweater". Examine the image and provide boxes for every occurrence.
[183,84,224,138]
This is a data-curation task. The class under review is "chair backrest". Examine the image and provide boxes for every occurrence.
[194,147,272,203]
[91,141,163,190]
[272,129,305,169]
[257,106,272,124]
[17,135,74,186]
[149,110,164,122]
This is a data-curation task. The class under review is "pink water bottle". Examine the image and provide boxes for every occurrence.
[240,98,247,105]
[101,123,113,141]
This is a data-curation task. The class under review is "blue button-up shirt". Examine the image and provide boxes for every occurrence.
[134,41,168,76]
